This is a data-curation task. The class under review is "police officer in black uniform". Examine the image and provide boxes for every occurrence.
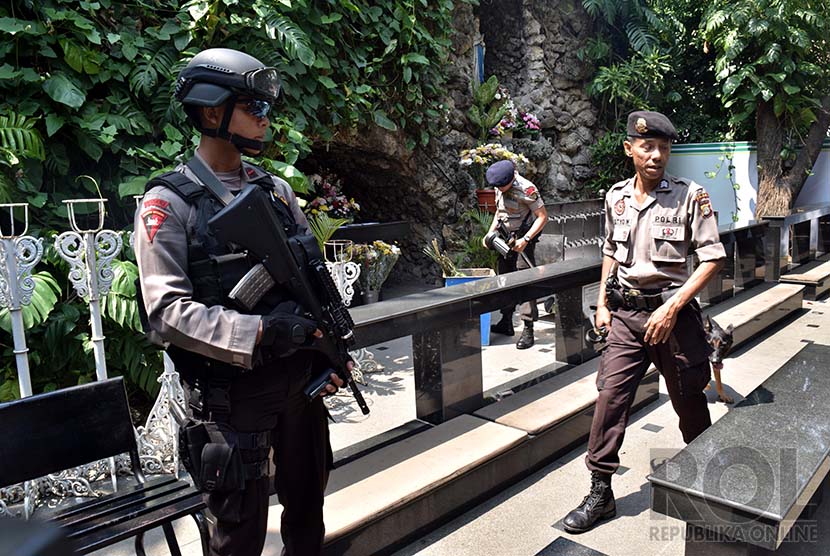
[134,48,346,556]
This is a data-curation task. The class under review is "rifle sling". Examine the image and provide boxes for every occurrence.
[186,155,236,207]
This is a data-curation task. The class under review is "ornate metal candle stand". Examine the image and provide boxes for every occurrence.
[0,204,43,398]
[0,203,43,518]
[52,199,123,498]
[54,199,122,382]
[323,240,378,386]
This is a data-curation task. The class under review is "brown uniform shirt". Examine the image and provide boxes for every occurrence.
[494,174,544,232]
[134,150,307,369]
[602,173,726,290]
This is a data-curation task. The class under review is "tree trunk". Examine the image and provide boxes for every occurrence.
[754,100,789,217]
[754,95,830,218]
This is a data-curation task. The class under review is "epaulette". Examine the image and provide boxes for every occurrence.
[145,171,204,203]
[242,163,275,187]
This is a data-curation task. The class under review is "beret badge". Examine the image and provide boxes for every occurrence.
[635,117,648,134]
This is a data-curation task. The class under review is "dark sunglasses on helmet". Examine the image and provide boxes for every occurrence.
[243,67,281,102]
[238,98,272,119]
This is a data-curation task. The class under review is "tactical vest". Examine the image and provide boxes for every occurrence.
[138,168,303,378]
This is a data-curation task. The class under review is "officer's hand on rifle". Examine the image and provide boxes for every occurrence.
[257,301,321,356]
[320,366,348,397]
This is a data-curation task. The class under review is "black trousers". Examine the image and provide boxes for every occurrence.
[496,242,538,324]
[586,302,712,475]
[185,362,332,556]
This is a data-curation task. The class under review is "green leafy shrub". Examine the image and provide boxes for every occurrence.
[0,0,464,408]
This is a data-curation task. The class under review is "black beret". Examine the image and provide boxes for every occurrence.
[627,111,678,141]
[485,159,516,187]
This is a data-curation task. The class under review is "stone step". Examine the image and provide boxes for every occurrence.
[267,414,528,555]
[779,254,830,300]
[704,282,805,346]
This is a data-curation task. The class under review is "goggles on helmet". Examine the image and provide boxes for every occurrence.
[239,98,272,119]
[243,67,281,102]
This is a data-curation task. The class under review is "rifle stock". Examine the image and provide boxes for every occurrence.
[209,185,369,415]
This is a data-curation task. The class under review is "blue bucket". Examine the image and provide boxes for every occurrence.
[445,269,495,346]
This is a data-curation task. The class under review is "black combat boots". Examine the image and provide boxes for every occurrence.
[562,471,616,533]
[490,316,515,336]
[516,324,534,349]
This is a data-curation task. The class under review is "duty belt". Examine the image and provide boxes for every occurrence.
[621,288,665,311]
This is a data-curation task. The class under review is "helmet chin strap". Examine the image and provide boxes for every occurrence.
[201,95,266,155]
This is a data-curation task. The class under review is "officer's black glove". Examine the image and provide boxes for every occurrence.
[259,301,318,357]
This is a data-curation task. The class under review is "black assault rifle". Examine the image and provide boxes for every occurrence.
[208,185,370,415]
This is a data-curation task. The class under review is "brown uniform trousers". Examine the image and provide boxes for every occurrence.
[186,363,332,556]
[586,301,712,475]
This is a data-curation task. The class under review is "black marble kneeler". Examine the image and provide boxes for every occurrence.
[648,343,830,555]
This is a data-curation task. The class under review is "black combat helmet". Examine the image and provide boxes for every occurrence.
[174,48,281,153]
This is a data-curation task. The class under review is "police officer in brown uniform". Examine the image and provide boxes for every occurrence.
[484,160,548,349]
[134,48,346,555]
[562,111,726,533]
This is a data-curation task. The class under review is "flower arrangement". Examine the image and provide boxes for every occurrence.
[459,143,529,168]
[517,111,541,134]
[485,85,542,138]
[351,240,401,291]
[305,172,361,221]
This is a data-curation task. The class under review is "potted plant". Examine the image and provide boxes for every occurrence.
[459,143,529,213]
[351,240,401,303]
[423,238,496,345]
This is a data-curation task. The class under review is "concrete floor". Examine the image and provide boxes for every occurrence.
[90,294,830,556]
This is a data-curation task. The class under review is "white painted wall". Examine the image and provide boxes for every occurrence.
[666,140,830,226]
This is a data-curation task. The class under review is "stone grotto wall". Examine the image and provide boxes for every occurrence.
[302,1,600,286]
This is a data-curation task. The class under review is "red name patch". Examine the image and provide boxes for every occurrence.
[141,208,168,243]
[614,198,626,215]
[142,198,169,210]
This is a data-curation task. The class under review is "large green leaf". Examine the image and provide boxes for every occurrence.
[42,73,86,109]
[373,110,398,131]
[263,14,316,66]
[0,112,45,162]
[101,259,142,331]
[262,160,311,194]
[0,271,60,333]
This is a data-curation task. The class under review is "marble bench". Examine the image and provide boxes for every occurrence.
[705,282,805,347]
[779,255,830,300]
[265,414,527,555]
[648,342,830,555]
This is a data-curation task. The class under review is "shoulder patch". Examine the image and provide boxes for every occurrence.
[695,190,713,218]
[614,198,626,216]
[524,184,538,199]
[141,207,168,243]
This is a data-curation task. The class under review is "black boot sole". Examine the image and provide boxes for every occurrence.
[562,508,617,534]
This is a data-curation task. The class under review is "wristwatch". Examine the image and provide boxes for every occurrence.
[523,234,532,242]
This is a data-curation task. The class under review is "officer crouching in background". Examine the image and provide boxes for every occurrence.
[483,160,548,349]
[562,111,726,534]
[134,48,346,556]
